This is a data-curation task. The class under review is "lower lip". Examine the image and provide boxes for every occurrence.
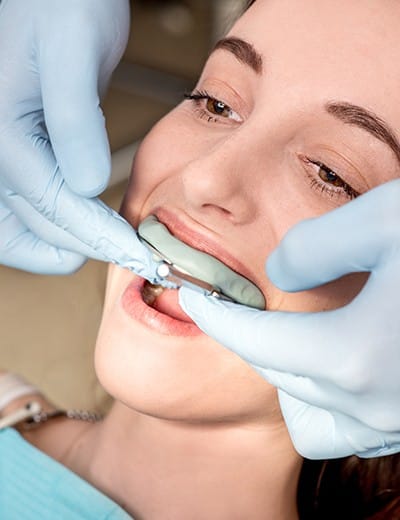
[121,277,202,337]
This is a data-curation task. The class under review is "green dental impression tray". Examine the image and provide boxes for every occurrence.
[138,215,265,310]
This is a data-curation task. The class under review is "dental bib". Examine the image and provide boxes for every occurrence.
[138,216,265,310]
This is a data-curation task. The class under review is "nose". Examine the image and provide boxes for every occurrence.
[181,131,257,224]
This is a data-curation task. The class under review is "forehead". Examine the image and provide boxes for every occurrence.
[228,0,400,127]
[235,0,400,57]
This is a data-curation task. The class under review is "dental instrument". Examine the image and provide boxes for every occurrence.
[138,216,266,310]
[140,237,237,303]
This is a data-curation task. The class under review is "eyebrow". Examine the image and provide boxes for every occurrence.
[325,102,400,165]
[213,37,263,74]
[213,37,400,165]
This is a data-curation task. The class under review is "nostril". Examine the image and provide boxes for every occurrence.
[201,202,254,225]
[202,204,232,217]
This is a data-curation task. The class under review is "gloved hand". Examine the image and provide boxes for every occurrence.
[180,179,400,459]
[0,0,155,278]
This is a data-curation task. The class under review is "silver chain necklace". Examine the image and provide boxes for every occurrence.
[0,400,102,431]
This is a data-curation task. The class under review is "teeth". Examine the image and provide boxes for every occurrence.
[142,281,165,306]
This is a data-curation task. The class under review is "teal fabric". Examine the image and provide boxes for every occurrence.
[0,428,133,519]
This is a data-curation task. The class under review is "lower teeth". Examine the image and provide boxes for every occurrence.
[142,281,165,306]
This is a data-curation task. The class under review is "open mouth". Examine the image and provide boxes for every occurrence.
[122,213,265,336]
[121,275,201,336]
[141,280,191,322]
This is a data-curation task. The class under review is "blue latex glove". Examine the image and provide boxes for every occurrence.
[180,179,400,459]
[0,0,155,278]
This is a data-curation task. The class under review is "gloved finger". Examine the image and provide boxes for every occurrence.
[278,391,400,459]
[181,262,400,399]
[179,287,348,380]
[277,391,352,459]
[0,132,157,278]
[259,367,374,429]
[38,1,130,196]
[40,35,109,197]
[0,203,86,274]
[267,179,400,292]
[1,176,157,277]
[0,181,103,260]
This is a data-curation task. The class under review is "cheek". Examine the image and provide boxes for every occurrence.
[265,272,368,312]
[121,112,185,213]
[130,108,200,188]
[247,175,369,313]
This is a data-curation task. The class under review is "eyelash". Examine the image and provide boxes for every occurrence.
[184,90,241,123]
[303,159,360,200]
[184,91,360,201]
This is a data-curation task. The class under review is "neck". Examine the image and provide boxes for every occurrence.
[73,402,302,519]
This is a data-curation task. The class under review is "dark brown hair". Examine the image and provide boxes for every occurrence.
[298,456,400,519]
[241,1,400,518]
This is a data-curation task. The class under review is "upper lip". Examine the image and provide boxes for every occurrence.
[152,207,259,285]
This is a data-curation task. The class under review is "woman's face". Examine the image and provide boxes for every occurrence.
[95,0,400,423]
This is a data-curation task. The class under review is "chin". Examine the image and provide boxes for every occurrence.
[94,292,276,423]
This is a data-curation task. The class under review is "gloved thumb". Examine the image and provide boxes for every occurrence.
[267,179,400,292]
